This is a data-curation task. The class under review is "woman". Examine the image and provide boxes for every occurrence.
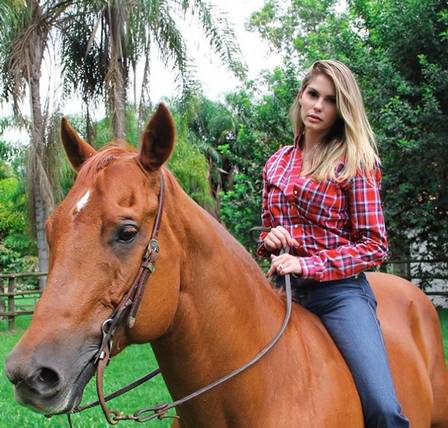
[258,60,409,427]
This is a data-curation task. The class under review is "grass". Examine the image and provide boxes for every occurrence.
[439,308,448,358]
[0,316,173,428]
[1,310,448,427]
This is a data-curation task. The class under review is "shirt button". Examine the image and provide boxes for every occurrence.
[294,224,298,228]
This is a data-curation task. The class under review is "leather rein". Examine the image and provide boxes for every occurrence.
[69,173,293,425]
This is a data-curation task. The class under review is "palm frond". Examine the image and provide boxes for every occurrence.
[152,2,199,95]
[60,1,108,103]
[181,0,247,79]
[1,0,70,113]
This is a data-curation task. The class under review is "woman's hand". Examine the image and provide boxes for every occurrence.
[268,253,302,277]
[263,226,299,251]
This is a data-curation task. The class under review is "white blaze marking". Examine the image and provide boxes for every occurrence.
[76,191,90,213]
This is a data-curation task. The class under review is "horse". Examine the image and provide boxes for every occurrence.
[5,104,448,427]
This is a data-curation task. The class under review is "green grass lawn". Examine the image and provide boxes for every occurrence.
[0,317,173,427]
[1,310,448,427]
[439,308,448,358]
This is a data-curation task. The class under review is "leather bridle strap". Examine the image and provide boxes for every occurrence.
[75,369,161,412]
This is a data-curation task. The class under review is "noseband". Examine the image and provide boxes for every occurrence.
[71,173,293,425]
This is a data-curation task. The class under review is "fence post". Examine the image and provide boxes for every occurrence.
[0,278,5,318]
[8,276,15,330]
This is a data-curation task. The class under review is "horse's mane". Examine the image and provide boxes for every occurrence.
[76,144,137,186]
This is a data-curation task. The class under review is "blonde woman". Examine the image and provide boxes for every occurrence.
[258,60,409,427]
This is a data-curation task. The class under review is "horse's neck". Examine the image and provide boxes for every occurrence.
[153,172,286,397]
[148,175,364,426]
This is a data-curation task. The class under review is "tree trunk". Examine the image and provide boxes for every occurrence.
[108,3,127,140]
[28,18,50,289]
[111,68,126,139]
[85,100,94,143]
[138,38,152,126]
[34,188,48,290]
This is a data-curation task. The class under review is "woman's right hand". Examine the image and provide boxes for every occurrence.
[263,226,299,251]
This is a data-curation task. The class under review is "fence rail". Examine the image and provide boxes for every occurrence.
[0,273,46,329]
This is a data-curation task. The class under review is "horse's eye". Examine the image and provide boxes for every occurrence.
[117,225,138,243]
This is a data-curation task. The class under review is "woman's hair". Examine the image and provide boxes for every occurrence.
[289,59,379,181]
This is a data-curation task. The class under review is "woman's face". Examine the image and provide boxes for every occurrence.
[299,73,339,135]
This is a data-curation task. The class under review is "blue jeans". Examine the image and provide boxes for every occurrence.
[276,272,409,428]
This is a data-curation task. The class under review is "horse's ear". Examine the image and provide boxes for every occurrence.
[139,104,175,172]
[60,117,96,171]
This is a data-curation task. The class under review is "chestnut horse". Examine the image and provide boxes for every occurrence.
[5,105,448,427]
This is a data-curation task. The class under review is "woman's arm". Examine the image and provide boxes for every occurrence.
[297,167,389,281]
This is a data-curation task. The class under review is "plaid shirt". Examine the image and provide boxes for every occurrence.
[258,141,389,281]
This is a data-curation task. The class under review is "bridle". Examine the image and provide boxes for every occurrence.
[70,172,293,425]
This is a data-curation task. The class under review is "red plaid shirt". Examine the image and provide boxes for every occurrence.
[258,140,389,281]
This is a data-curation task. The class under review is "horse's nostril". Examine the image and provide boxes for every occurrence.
[27,367,63,396]
[36,367,60,388]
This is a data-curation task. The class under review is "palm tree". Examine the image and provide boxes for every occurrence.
[61,0,246,138]
[0,0,70,288]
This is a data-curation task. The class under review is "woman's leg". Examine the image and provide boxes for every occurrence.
[303,273,409,428]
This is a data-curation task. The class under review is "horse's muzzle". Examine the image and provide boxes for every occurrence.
[5,345,97,415]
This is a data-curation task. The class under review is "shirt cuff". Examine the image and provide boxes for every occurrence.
[256,231,270,258]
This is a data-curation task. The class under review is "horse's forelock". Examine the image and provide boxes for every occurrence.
[75,145,137,185]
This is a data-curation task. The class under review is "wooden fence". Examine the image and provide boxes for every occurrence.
[0,272,46,330]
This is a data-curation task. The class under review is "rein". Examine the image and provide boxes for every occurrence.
[70,173,293,425]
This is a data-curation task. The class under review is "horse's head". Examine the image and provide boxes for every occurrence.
[5,105,181,415]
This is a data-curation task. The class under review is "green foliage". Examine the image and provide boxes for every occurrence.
[440,308,448,358]
[217,68,298,250]
[125,108,139,147]
[172,94,238,205]
[91,116,114,149]
[0,122,36,275]
[0,176,37,274]
[0,139,13,179]
[87,107,139,149]
[248,0,337,58]
[219,173,261,252]
[169,111,215,211]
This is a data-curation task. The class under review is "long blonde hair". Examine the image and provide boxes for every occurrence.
[289,60,379,181]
